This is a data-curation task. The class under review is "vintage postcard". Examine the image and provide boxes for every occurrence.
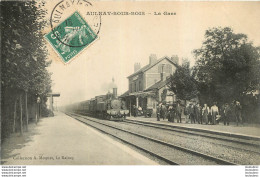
[1,0,260,176]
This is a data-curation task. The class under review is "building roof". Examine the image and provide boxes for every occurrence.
[144,79,170,91]
[119,90,129,98]
[127,64,151,78]
[119,78,171,98]
[127,56,178,78]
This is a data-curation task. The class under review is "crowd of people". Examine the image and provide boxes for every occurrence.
[156,101,243,126]
[132,105,144,117]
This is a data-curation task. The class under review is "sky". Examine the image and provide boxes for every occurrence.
[44,1,260,106]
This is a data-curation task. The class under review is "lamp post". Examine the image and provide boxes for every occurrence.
[36,96,41,124]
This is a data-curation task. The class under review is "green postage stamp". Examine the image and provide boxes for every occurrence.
[45,11,97,63]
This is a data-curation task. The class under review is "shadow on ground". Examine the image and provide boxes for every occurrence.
[1,120,44,165]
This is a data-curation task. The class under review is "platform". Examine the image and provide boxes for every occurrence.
[126,116,260,140]
[1,112,157,165]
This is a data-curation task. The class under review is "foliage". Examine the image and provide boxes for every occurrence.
[1,1,52,139]
[193,27,260,104]
[1,0,51,94]
[168,59,198,101]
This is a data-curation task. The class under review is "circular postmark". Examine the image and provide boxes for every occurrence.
[50,0,101,48]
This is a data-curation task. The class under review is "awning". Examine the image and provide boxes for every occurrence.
[119,90,156,98]
[128,91,156,97]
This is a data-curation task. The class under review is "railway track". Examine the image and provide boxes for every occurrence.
[124,119,260,148]
[117,122,260,159]
[66,112,236,165]
[122,119,260,156]
[73,111,260,155]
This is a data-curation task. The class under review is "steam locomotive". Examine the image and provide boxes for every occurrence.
[66,87,129,121]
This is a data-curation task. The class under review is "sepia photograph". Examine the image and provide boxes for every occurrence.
[1,0,260,176]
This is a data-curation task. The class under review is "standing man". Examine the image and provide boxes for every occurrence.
[161,104,167,120]
[168,105,174,122]
[202,104,210,125]
[195,103,202,124]
[133,105,136,117]
[156,104,161,121]
[184,103,190,123]
[176,101,182,123]
[223,103,231,125]
[211,102,219,125]
[234,101,243,126]
[190,103,195,124]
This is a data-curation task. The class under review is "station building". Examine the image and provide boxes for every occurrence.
[120,54,179,117]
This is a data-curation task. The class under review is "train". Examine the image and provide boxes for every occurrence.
[66,87,129,121]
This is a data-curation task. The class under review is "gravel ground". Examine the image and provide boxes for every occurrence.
[76,115,260,165]
[125,120,260,148]
[76,116,221,165]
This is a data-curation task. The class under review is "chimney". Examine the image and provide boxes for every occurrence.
[134,63,141,72]
[149,54,157,65]
[113,88,117,98]
[170,55,179,65]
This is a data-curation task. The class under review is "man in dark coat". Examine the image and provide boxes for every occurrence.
[234,101,243,126]
[161,104,167,120]
[156,105,161,121]
[184,103,190,123]
[133,105,136,117]
[194,103,202,124]
[176,102,182,123]
[168,105,174,122]
[223,103,231,125]
[189,103,195,124]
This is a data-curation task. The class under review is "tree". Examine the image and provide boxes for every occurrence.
[168,59,198,101]
[1,1,52,138]
[193,27,260,105]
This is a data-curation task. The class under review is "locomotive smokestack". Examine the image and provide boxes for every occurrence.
[111,77,117,98]
[113,88,117,98]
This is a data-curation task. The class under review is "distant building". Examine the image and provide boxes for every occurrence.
[120,55,179,117]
